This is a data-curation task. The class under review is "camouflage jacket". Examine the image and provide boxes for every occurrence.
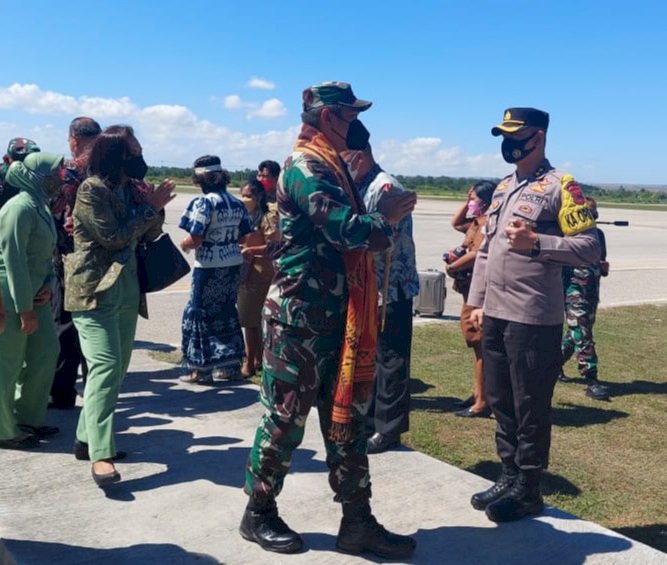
[263,148,392,331]
[64,176,163,313]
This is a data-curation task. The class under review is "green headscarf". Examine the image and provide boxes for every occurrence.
[5,152,64,202]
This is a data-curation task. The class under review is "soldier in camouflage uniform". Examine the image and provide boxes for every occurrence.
[240,82,417,559]
[560,197,611,400]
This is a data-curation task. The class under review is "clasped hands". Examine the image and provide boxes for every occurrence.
[505,218,537,250]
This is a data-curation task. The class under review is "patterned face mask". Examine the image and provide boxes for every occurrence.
[501,131,538,164]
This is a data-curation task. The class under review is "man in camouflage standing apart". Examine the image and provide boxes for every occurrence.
[560,197,611,400]
[241,82,417,558]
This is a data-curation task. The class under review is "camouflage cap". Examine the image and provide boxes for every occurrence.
[302,81,372,112]
[7,138,41,161]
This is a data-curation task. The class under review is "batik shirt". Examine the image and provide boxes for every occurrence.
[263,151,392,331]
[179,190,253,269]
[359,166,419,304]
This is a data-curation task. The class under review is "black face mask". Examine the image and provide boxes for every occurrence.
[345,119,370,150]
[501,131,538,164]
[123,155,148,179]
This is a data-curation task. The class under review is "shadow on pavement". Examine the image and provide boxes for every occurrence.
[615,523,667,553]
[115,366,260,428]
[408,516,633,565]
[133,339,178,352]
[98,429,326,501]
[2,540,218,565]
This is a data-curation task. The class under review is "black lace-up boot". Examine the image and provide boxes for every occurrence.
[470,462,519,510]
[336,502,416,559]
[239,497,303,554]
[485,470,544,522]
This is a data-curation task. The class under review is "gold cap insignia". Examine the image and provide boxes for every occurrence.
[504,111,511,121]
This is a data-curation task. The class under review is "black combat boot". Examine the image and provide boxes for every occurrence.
[585,375,611,401]
[485,470,544,522]
[239,497,303,554]
[470,463,518,510]
[336,502,416,559]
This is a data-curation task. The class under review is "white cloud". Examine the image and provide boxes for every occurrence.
[0,83,513,177]
[0,83,137,118]
[223,95,242,109]
[376,137,512,178]
[0,83,77,115]
[247,77,275,90]
[220,92,287,120]
[246,98,287,119]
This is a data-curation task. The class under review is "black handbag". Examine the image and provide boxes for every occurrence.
[136,233,191,293]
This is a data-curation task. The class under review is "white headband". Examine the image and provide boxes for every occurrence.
[194,164,222,174]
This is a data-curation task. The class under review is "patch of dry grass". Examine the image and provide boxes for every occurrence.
[405,304,667,551]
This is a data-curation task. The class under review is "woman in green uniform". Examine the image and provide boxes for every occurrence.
[0,152,64,450]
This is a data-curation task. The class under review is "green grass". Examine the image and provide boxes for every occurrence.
[149,304,667,552]
[406,304,667,552]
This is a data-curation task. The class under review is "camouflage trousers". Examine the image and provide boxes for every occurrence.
[562,267,600,379]
[244,317,371,504]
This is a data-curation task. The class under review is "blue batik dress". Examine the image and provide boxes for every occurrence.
[179,190,253,374]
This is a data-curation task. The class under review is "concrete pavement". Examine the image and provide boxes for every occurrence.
[1,349,665,564]
[2,198,665,563]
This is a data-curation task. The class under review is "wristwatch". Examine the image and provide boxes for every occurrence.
[530,237,541,257]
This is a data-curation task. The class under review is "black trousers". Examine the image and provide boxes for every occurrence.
[50,322,85,408]
[482,315,562,471]
[367,296,413,439]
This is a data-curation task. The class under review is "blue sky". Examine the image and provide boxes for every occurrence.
[1,0,665,184]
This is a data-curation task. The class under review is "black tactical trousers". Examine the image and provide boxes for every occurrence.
[367,295,413,439]
[482,315,562,471]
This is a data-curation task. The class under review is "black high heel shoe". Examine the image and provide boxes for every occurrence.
[91,466,121,487]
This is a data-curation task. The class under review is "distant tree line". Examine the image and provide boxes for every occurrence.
[146,166,666,203]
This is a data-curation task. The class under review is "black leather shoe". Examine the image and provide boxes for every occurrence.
[455,406,492,418]
[239,503,303,554]
[18,424,60,438]
[367,433,399,454]
[336,514,416,559]
[485,474,544,522]
[471,465,518,510]
[454,395,475,408]
[92,467,121,487]
[586,382,611,401]
[74,440,126,462]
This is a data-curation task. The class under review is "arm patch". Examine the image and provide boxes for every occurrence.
[558,175,596,235]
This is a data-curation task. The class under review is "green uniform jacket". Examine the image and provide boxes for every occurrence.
[0,180,56,313]
[64,176,162,315]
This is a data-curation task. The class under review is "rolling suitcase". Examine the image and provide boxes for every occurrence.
[413,269,446,317]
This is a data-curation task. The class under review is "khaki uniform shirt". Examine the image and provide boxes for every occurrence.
[468,160,600,326]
